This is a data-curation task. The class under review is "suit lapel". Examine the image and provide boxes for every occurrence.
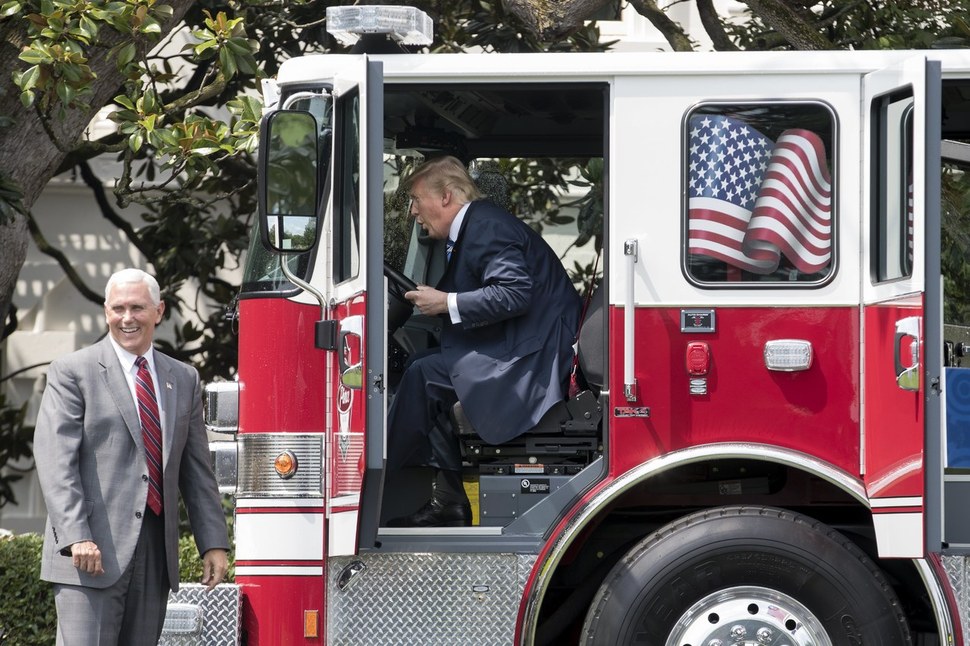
[98,340,143,450]
[155,354,177,471]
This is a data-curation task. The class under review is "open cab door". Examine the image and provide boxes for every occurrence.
[862,56,943,557]
[323,57,386,555]
[259,55,385,557]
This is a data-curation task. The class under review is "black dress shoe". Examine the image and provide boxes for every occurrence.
[386,498,471,527]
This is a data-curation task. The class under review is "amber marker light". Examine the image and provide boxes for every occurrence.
[304,609,320,638]
[274,450,298,479]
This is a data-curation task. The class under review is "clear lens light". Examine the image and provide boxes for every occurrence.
[162,604,203,635]
[326,6,434,46]
[764,340,813,372]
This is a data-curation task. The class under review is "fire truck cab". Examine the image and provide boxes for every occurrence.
[205,6,970,644]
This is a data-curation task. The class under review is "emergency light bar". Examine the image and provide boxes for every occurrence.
[326,6,433,46]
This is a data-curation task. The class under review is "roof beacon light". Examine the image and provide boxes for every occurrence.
[764,340,813,372]
[326,6,433,47]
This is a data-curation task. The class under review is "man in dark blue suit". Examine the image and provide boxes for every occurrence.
[387,156,581,527]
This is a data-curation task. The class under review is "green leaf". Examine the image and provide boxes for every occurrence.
[129,131,144,152]
[17,65,41,93]
[18,47,52,65]
[55,80,75,105]
[193,39,218,56]
[0,1,23,17]
[116,41,136,67]
[219,47,237,79]
[114,94,136,110]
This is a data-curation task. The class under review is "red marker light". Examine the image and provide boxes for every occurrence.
[686,342,710,377]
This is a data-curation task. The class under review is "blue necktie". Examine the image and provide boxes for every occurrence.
[446,238,455,262]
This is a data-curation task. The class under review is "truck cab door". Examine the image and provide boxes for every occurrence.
[325,57,385,556]
[862,56,943,557]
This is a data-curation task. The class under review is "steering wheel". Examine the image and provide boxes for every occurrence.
[384,262,417,333]
[383,262,417,297]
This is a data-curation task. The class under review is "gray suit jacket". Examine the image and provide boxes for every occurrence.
[34,338,229,591]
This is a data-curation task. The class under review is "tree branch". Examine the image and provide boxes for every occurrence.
[696,0,738,51]
[627,0,696,51]
[76,161,156,264]
[25,211,103,305]
[740,0,834,50]
[503,0,614,40]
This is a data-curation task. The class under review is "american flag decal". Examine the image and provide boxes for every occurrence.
[688,114,832,275]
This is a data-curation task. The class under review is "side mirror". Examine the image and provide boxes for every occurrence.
[259,110,321,253]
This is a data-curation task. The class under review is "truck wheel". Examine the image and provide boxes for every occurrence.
[580,506,911,645]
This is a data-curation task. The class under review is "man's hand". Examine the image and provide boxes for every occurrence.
[406,285,449,316]
[70,540,104,576]
[201,548,229,590]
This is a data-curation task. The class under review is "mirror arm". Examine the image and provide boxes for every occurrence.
[279,254,328,322]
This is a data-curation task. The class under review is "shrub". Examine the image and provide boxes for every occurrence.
[177,533,235,585]
[0,533,56,646]
[0,533,233,645]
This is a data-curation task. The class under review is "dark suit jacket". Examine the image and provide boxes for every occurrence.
[34,338,229,590]
[436,200,582,444]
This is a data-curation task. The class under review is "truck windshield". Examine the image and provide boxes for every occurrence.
[240,221,314,294]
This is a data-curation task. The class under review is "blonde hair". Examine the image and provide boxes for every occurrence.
[406,156,482,204]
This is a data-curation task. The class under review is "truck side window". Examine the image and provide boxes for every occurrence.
[334,89,361,284]
[871,90,914,283]
[684,102,836,285]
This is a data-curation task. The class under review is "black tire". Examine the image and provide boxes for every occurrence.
[580,506,911,645]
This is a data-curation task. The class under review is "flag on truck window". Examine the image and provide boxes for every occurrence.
[687,114,832,276]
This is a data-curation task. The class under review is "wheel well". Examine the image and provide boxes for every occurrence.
[532,458,941,645]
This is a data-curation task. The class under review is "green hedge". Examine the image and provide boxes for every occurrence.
[0,533,233,646]
[0,533,55,646]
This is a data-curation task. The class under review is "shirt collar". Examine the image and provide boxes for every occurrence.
[108,335,156,374]
[449,201,471,243]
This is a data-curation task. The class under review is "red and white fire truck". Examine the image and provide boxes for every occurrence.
[200,6,970,644]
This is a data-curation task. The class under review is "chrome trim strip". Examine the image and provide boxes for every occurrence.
[918,557,957,643]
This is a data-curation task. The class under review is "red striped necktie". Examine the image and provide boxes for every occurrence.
[135,356,163,515]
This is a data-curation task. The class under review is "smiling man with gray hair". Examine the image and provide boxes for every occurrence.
[34,267,229,646]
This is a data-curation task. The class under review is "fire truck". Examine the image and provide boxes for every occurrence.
[198,5,970,644]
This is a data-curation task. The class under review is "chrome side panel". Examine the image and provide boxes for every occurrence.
[327,553,536,645]
[160,584,241,646]
[236,433,324,498]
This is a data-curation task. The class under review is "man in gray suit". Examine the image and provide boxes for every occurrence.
[34,268,229,645]
[387,156,581,527]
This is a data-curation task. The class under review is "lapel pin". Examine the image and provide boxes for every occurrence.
[166,382,173,390]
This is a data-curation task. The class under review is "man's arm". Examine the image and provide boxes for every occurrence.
[454,240,533,328]
[178,368,230,585]
[33,360,96,556]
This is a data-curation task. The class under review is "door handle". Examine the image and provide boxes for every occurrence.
[894,316,921,392]
[338,315,364,389]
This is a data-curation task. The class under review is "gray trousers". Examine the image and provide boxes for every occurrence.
[53,510,170,646]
